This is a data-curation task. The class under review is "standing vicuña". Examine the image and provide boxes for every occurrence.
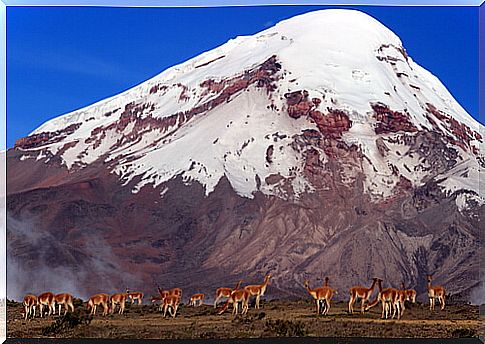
[38,292,55,317]
[427,275,445,311]
[348,278,379,314]
[244,274,272,309]
[319,277,338,315]
[54,293,75,316]
[87,294,109,316]
[126,288,144,305]
[23,294,38,320]
[110,293,128,315]
[304,280,335,316]
[162,295,180,318]
[189,293,205,307]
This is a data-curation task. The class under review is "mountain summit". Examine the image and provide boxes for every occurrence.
[7,9,483,302]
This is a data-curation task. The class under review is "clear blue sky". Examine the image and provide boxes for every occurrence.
[6,5,479,148]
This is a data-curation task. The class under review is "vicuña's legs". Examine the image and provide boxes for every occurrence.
[324,300,330,315]
[440,296,445,310]
[242,301,248,315]
[214,296,221,309]
[349,299,354,313]
[348,295,354,314]
[392,302,398,319]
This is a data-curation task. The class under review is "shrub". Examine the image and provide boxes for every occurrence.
[451,328,477,338]
[42,311,92,335]
[264,319,307,337]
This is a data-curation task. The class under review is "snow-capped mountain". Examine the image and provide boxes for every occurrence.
[7,9,484,302]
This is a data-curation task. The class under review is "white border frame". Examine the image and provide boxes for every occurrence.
[0,2,482,343]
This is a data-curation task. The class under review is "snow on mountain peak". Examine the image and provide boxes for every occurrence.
[273,9,402,49]
[14,9,483,202]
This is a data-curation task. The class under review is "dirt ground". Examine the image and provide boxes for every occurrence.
[6,298,482,339]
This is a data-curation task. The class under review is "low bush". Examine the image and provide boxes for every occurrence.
[264,319,307,337]
[42,311,93,335]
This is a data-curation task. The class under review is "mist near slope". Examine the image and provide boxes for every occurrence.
[6,214,138,301]
[469,268,485,305]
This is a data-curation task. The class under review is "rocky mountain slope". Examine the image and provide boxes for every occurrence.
[6,9,484,303]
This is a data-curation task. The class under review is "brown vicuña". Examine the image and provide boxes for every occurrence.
[319,277,338,315]
[348,277,379,314]
[244,274,272,309]
[110,293,128,315]
[218,289,250,316]
[214,280,242,308]
[126,288,144,305]
[304,279,336,315]
[365,279,403,319]
[23,294,38,320]
[189,293,205,307]
[87,293,110,316]
[54,293,75,316]
[162,295,180,318]
[427,275,446,311]
[37,292,55,317]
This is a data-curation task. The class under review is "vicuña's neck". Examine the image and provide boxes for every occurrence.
[374,280,382,292]
[263,277,270,287]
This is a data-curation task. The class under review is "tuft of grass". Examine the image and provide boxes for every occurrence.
[41,311,93,336]
[199,331,218,339]
[451,328,477,338]
[264,319,307,337]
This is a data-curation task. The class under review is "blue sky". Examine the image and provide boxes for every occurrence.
[6,5,479,148]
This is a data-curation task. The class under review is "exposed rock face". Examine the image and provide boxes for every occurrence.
[372,103,417,134]
[6,9,483,303]
[15,123,81,150]
[284,90,352,140]
[425,103,480,151]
